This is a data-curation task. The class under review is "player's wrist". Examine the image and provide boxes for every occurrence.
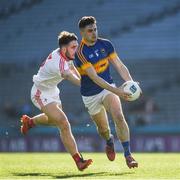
[111,86,120,95]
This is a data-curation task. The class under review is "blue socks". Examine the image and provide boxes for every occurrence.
[122,141,131,157]
[106,135,114,147]
[106,137,113,146]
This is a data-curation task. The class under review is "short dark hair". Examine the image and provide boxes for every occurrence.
[58,31,77,48]
[78,16,96,29]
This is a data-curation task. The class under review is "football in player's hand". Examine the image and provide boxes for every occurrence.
[122,81,141,101]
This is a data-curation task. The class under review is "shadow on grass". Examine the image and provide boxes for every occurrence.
[53,171,135,179]
[13,171,134,179]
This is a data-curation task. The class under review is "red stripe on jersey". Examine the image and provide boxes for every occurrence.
[34,89,44,108]
[59,55,65,73]
[62,58,65,72]
[60,51,67,61]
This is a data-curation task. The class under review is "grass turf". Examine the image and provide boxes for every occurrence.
[0,153,180,179]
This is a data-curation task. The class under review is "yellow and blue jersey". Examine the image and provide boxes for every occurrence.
[75,38,117,96]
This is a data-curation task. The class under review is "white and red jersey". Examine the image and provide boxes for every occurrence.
[33,48,69,91]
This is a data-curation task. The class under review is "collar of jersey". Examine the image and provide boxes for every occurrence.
[82,38,97,47]
[60,51,68,61]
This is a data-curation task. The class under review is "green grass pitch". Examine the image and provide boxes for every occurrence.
[0,153,180,179]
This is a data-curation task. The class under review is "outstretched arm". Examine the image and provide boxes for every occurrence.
[109,55,133,81]
[109,55,142,94]
[84,66,130,100]
[68,61,81,79]
[62,70,80,86]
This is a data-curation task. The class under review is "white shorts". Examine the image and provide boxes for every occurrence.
[82,85,115,115]
[31,84,61,110]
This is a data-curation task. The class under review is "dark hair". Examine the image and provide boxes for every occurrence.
[58,31,78,48]
[78,16,96,29]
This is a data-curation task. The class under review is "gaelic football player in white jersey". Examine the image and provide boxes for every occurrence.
[20,31,92,171]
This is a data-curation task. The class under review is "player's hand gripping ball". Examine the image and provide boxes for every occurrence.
[122,81,141,101]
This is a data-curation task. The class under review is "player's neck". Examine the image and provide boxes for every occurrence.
[82,38,96,46]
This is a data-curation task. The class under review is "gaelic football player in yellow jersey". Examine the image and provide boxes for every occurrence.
[75,16,140,168]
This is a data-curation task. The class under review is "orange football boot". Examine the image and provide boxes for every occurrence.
[76,158,93,171]
[105,135,116,161]
[125,155,138,168]
[20,115,34,135]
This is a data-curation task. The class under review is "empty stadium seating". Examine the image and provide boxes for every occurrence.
[0,0,179,136]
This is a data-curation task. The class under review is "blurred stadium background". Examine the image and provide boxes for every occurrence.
[0,0,180,153]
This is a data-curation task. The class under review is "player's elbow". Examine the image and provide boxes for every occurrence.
[86,69,101,85]
[121,64,129,72]
[90,74,101,84]
[89,73,97,81]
